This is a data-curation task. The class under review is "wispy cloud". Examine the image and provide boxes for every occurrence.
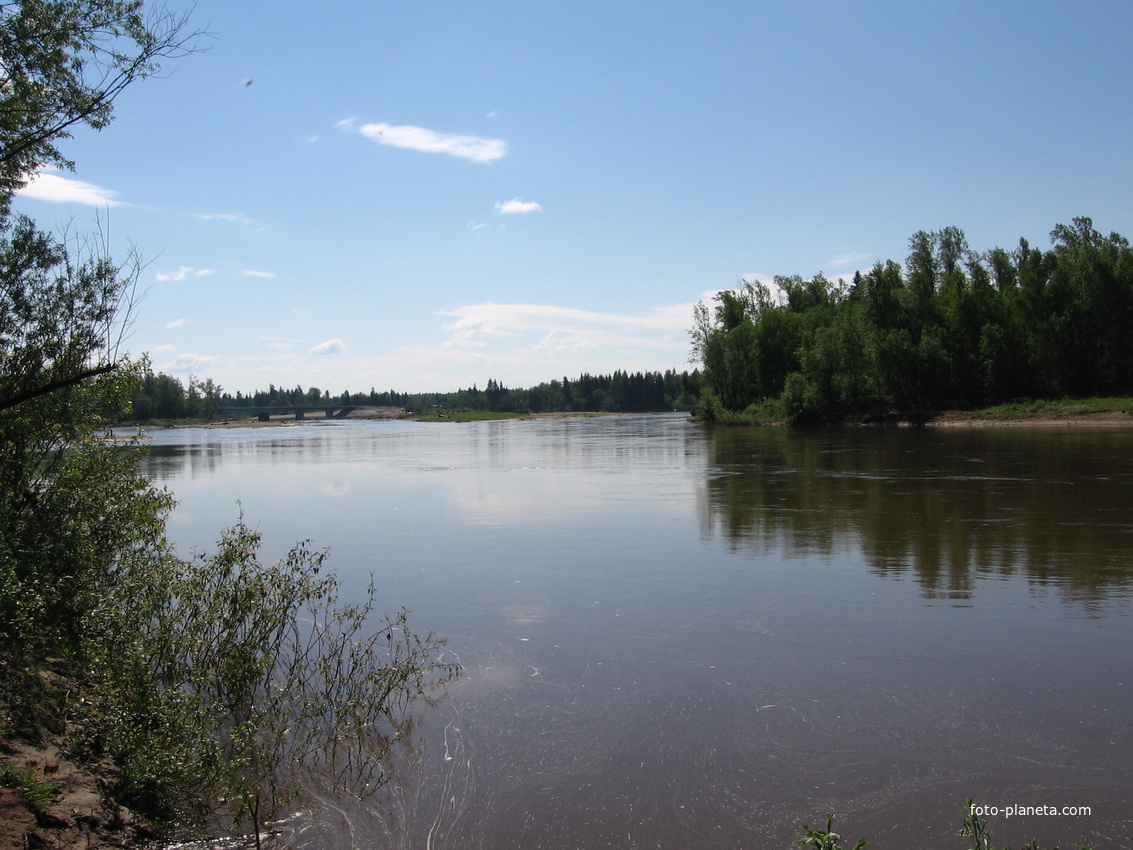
[166,353,217,372]
[308,338,345,356]
[16,171,123,206]
[195,212,260,228]
[827,251,876,270]
[262,336,301,351]
[242,270,276,279]
[156,266,216,282]
[494,198,541,214]
[166,318,187,329]
[324,300,700,391]
[438,302,693,355]
[338,118,507,163]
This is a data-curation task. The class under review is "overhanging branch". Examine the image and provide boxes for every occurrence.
[0,361,116,413]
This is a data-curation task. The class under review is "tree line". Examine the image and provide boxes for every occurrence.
[123,368,702,421]
[691,218,1133,423]
[401,369,700,414]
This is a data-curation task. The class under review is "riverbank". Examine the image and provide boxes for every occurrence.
[926,396,1133,426]
[148,401,1133,430]
[0,746,156,850]
[701,396,1133,427]
[148,407,646,428]
[929,408,1133,426]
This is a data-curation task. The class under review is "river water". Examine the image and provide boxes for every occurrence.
[138,414,1133,849]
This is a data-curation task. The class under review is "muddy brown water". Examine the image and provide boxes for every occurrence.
[138,415,1133,849]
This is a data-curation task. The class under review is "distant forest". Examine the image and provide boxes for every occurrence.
[692,217,1133,423]
[124,369,702,421]
[129,218,1131,427]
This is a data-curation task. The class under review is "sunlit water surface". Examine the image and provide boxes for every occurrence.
[137,415,1133,849]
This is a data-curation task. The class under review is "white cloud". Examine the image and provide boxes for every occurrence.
[340,119,507,163]
[242,270,276,279]
[16,171,123,206]
[494,198,541,214]
[201,300,703,396]
[166,318,187,329]
[150,344,176,353]
[166,353,217,373]
[467,220,489,232]
[156,266,216,282]
[308,338,345,356]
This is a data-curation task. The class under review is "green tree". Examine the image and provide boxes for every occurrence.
[1,4,458,841]
[0,0,197,213]
[693,220,1133,423]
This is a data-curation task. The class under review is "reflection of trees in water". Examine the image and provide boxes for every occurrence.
[701,426,1133,605]
[139,442,225,480]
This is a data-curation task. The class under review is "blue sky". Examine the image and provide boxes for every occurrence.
[13,0,1133,394]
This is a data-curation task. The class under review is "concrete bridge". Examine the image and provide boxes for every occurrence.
[215,404,358,422]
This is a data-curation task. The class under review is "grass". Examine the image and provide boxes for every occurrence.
[695,394,1133,426]
[1,763,58,811]
[414,409,531,422]
[972,396,1133,420]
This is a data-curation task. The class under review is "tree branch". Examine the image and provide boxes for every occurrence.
[0,361,116,413]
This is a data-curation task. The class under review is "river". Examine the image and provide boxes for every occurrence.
[138,414,1133,849]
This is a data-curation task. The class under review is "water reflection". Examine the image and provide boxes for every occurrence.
[137,418,1133,848]
[701,426,1133,606]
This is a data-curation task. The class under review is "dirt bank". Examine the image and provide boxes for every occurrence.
[927,409,1133,427]
[0,737,155,849]
[193,405,411,428]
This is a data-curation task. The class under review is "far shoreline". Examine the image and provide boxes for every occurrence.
[142,407,648,429]
[131,404,1133,431]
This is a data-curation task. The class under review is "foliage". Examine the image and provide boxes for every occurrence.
[127,368,222,420]
[793,802,1094,850]
[0,4,457,843]
[120,368,702,422]
[77,521,458,836]
[1,762,58,811]
[0,220,165,659]
[0,0,198,213]
[415,408,530,422]
[1,0,198,665]
[970,396,1133,421]
[691,220,1133,424]
[795,813,869,850]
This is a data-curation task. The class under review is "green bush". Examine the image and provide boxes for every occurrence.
[77,519,459,837]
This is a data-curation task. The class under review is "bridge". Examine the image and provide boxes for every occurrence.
[215,404,359,422]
